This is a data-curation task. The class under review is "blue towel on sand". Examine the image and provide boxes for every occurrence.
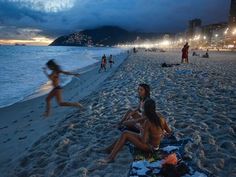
[128,135,213,177]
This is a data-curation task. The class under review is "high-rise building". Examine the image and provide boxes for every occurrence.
[225,0,236,47]
[229,0,236,28]
[188,19,202,38]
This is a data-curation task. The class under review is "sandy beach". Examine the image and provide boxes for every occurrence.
[1,49,236,177]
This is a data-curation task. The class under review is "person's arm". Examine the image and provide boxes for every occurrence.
[133,102,141,112]
[162,118,172,134]
[60,70,80,77]
[122,117,145,127]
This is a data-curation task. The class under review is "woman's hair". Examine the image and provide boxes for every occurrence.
[144,99,163,130]
[46,59,61,72]
[139,83,150,100]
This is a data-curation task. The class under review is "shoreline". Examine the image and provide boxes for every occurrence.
[0,62,99,109]
[21,60,101,105]
[0,51,129,175]
[0,45,125,109]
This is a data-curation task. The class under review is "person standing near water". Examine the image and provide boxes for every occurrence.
[181,42,189,63]
[109,54,114,68]
[99,54,107,72]
[43,59,83,117]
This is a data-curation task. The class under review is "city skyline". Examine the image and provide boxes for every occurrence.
[0,0,231,45]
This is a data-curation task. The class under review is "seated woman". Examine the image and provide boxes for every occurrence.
[118,83,151,132]
[100,99,172,163]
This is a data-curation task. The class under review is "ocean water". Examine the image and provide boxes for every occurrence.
[0,46,125,108]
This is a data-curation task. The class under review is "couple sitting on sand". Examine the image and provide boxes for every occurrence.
[99,84,172,163]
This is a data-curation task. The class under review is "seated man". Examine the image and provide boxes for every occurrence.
[99,99,172,163]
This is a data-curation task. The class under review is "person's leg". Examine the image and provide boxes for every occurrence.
[103,140,118,153]
[55,89,83,108]
[119,110,142,132]
[107,131,149,161]
[44,89,57,117]
[119,109,133,125]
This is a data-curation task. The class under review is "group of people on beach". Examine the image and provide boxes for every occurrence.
[99,83,172,163]
[181,42,210,63]
[42,58,172,164]
[99,54,114,72]
[192,50,209,58]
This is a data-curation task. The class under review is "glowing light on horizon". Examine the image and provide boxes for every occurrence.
[224,28,229,35]
[232,28,236,35]
[160,40,170,46]
[0,36,53,46]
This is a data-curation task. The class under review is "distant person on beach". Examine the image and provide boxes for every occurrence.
[161,63,180,68]
[133,47,137,53]
[43,59,83,117]
[202,49,209,58]
[109,54,114,68]
[181,42,189,63]
[99,99,172,163]
[192,51,200,56]
[99,54,107,72]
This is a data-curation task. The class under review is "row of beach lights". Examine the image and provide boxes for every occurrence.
[117,27,236,49]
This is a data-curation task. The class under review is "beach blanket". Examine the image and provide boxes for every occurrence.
[128,135,212,177]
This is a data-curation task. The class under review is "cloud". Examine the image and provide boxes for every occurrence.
[4,0,75,12]
[0,0,231,41]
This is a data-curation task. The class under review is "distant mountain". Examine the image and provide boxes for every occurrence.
[49,26,162,46]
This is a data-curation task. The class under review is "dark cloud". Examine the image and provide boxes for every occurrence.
[0,0,231,40]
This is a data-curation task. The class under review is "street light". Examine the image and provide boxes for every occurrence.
[232,28,236,35]
[224,28,229,35]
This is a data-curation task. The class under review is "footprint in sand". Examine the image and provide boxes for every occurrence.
[23,115,30,118]
[50,125,55,128]
[18,136,27,140]
[3,138,11,143]
[0,125,8,130]
[12,120,18,124]
[24,123,31,128]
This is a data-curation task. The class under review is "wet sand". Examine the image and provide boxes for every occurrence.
[1,50,236,177]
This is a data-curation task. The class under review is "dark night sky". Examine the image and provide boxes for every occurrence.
[0,0,231,41]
